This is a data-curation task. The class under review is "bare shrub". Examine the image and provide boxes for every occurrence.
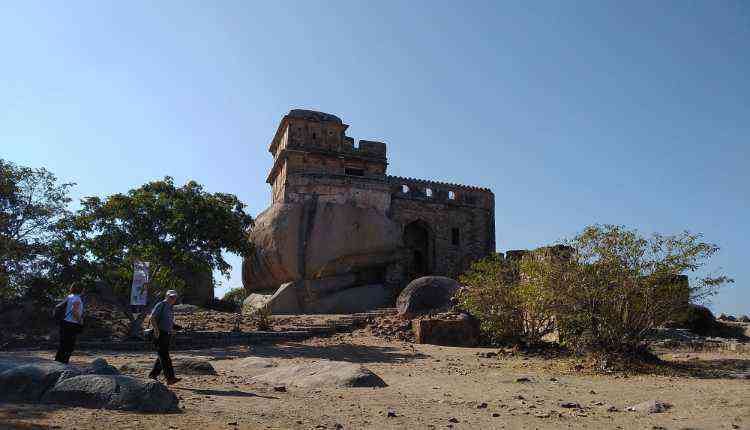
[250,305,272,331]
[457,225,732,354]
[456,253,555,345]
[535,225,732,353]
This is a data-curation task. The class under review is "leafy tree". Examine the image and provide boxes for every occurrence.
[1,159,73,300]
[546,225,732,353]
[458,225,732,354]
[61,177,254,335]
[456,252,556,345]
[222,287,249,307]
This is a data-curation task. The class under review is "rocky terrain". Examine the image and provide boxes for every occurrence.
[1,326,749,430]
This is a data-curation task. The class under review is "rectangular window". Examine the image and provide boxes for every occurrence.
[452,228,460,246]
[345,167,364,176]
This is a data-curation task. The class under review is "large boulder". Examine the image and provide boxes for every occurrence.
[84,358,120,375]
[306,284,392,314]
[41,374,179,412]
[256,281,392,314]
[252,360,386,388]
[397,276,462,318]
[0,360,78,402]
[242,202,401,292]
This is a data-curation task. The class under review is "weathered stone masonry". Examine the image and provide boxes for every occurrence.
[262,109,495,285]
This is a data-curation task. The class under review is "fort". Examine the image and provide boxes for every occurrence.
[242,109,496,313]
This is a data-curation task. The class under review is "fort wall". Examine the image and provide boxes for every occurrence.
[263,109,496,286]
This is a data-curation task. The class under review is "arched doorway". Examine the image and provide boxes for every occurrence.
[404,220,432,281]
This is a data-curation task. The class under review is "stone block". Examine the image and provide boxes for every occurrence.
[413,318,480,347]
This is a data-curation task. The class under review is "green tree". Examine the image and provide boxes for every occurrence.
[61,177,254,335]
[458,225,732,354]
[222,287,249,307]
[456,252,556,345]
[1,159,74,300]
[546,225,732,353]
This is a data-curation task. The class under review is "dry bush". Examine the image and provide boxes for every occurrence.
[457,225,732,354]
[456,254,554,345]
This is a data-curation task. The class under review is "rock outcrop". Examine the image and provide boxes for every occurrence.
[396,276,462,318]
[0,360,75,402]
[241,201,402,313]
[242,201,402,292]
[246,280,393,314]
[42,374,179,412]
[0,357,178,412]
[252,360,387,388]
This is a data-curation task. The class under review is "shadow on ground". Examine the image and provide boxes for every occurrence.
[0,403,82,429]
[176,341,427,364]
[660,357,750,379]
[174,387,278,399]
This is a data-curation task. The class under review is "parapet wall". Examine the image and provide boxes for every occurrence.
[387,175,494,210]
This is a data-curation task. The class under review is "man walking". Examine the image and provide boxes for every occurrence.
[54,284,85,363]
[148,290,182,385]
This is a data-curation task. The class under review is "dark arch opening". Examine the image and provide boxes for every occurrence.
[404,220,432,282]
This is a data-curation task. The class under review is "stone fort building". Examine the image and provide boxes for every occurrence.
[243,109,495,313]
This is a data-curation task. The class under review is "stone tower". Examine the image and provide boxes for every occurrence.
[266,109,391,212]
[243,109,495,313]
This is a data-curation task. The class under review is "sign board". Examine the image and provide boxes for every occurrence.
[130,260,150,306]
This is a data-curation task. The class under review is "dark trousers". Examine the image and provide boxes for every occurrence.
[149,332,175,380]
[54,321,81,364]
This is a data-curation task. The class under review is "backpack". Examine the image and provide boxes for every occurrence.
[53,298,69,322]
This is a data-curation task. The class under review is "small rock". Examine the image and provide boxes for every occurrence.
[448,417,459,423]
[273,386,287,392]
[387,407,397,418]
[491,412,500,417]
[515,377,531,383]
[534,411,551,418]
[626,400,672,414]
[606,404,618,412]
[476,402,488,409]
[227,422,238,426]
[549,377,558,382]
[560,402,580,409]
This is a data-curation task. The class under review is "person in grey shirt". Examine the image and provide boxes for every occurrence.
[148,290,182,384]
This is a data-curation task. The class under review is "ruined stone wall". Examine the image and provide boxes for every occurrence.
[260,109,497,291]
[387,176,495,280]
[283,173,392,213]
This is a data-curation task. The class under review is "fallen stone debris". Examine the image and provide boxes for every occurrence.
[626,400,672,414]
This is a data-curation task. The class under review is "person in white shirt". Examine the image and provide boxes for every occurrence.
[54,284,84,364]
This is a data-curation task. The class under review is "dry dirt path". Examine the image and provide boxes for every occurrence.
[1,334,748,429]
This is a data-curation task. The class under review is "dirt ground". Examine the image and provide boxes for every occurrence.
[1,333,748,430]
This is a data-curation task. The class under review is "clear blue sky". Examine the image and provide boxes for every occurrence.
[2,1,748,314]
